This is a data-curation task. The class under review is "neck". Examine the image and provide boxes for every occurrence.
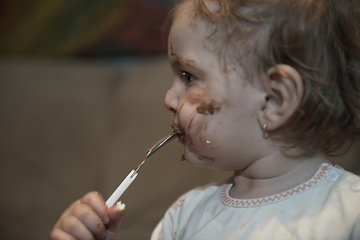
[230,150,331,199]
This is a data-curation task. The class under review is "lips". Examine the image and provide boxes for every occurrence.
[171,124,186,145]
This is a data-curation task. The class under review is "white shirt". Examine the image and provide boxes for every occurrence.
[151,164,360,240]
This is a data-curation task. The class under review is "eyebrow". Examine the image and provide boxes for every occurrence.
[170,54,200,71]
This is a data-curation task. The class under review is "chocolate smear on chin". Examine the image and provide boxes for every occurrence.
[198,156,214,161]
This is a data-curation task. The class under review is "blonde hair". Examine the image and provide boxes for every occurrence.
[168,0,360,156]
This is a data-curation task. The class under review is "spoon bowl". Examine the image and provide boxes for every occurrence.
[134,132,178,174]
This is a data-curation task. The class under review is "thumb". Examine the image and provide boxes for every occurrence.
[105,201,125,240]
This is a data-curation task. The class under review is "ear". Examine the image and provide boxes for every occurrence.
[259,64,303,132]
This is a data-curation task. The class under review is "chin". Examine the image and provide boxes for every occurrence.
[183,149,215,168]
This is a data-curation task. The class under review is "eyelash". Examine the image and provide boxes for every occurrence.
[181,71,195,83]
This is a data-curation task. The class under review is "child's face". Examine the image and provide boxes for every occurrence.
[165,8,265,171]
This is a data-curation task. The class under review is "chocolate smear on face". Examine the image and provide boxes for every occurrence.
[177,103,184,117]
[177,104,194,145]
[197,101,221,115]
[210,146,219,150]
[195,121,209,147]
[170,45,175,56]
[184,58,196,66]
[188,114,196,130]
[196,121,207,135]
[199,156,214,161]
[189,92,222,116]
[176,124,190,145]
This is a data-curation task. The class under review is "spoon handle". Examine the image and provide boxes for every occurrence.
[106,170,138,208]
[106,132,178,208]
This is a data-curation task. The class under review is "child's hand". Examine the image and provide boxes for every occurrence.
[50,191,124,240]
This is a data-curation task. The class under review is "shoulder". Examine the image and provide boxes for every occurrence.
[332,167,360,197]
[151,178,230,240]
[324,166,360,217]
[334,168,360,238]
[317,165,360,202]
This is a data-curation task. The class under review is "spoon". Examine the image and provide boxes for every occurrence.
[106,132,178,208]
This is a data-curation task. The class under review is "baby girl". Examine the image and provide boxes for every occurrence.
[51,0,360,239]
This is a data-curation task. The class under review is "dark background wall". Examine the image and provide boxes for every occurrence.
[0,0,173,57]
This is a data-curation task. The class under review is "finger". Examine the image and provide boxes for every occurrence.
[80,191,110,224]
[105,202,125,240]
[61,215,94,240]
[50,228,77,240]
[61,200,82,218]
[73,202,107,240]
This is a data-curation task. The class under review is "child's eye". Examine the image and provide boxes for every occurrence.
[181,71,195,83]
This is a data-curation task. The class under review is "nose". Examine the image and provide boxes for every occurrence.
[164,83,178,113]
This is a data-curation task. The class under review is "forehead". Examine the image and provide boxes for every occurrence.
[168,1,227,51]
[169,6,209,42]
[168,6,220,65]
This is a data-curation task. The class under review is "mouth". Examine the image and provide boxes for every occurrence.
[171,124,186,144]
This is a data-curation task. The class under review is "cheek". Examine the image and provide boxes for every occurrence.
[177,105,206,145]
[192,115,210,146]
[178,104,221,147]
[178,83,227,146]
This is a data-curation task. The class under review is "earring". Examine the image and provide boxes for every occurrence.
[181,154,185,161]
[263,124,269,138]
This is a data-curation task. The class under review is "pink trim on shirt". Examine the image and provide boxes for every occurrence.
[220,163,332,207]
[171,195,186,211]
